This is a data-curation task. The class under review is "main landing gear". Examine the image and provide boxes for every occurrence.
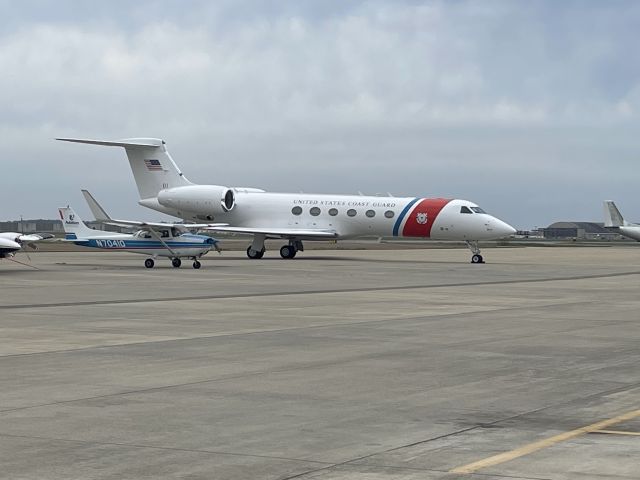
[246,246,265,259]
[143,257,202,269]
[465,240,484,264]
[280,240,303,259]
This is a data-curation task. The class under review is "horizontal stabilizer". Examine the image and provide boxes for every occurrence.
[56,138,163,148]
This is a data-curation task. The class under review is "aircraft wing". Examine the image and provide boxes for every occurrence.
[101,219,228,230]
[203,226,338,239]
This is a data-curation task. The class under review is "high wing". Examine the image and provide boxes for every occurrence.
[203,226,338,239]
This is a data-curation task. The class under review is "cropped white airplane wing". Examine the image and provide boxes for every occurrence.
[204,226,338,239]
[81,189,227,230]
[101,219,227,230]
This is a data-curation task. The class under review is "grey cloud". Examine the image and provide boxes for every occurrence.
[1,1,639,227]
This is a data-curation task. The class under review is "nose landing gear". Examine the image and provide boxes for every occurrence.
[466,241,485,264]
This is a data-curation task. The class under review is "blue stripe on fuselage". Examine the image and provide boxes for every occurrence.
[393,198,419,236]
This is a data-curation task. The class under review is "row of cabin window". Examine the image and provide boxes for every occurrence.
[291,206,395,219]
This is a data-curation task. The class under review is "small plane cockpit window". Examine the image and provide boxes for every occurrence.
[460,206,473,214]
[171,227,180,237]
[140,231,152,239]
[160,230,170,238]
[471,207,486,214]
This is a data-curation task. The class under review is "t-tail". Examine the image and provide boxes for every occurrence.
[58,206,97,240]
[603,200,627,227]
[56,138,192,213]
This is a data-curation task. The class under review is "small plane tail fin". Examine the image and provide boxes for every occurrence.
[603,200,626,227]
[57,138,193,201]
[58,206,96,239]
[81,189,112,222]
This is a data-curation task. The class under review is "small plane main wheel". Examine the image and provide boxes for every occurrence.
[279,245,296,259]
[247,246,265,259]
[172,258,182,268]
[144,258,155,269]
[193,260,201,269]
[471,254,484,264]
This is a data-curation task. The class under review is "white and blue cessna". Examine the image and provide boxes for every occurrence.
[59,194,220,269]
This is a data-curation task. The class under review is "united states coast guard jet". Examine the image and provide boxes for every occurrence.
[57,137,516,263]
[58,198,219,269]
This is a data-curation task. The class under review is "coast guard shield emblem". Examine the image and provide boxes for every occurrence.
[416,212,428,225]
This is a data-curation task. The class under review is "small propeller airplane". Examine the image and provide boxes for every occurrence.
[58,192,222,269]
[0,231,54,266]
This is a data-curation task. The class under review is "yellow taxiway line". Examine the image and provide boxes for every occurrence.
[450,408,640,474]
[592,429,640,436]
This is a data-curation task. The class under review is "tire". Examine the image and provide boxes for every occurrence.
[247,247,265,259]
[144,258,154,269]
[172,258,182,268]
[280,245,294,259]
[193,260,201,269]
[471,254,483,264]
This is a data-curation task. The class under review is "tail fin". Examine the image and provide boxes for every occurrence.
[603,201,627,227]
[81,189,112,222]
[56,138,192,200]
[58,206,97,239]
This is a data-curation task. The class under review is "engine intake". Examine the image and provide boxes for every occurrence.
[157,185,236,217]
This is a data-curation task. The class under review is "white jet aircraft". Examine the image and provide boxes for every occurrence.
[57,138,516,263]
[58,204,220,269]
[603,201,640,241]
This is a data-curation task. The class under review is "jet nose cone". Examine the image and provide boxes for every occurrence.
[494,218,516,237]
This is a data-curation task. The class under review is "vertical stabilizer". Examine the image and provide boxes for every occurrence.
[57,138,193,200]
[58,207,97,239]
[81,189,112,222]
[603,201,626,227]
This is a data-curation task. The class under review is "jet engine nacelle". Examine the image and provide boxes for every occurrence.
[157,185,236,218]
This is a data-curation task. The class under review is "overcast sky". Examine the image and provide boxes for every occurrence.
[1,0,639,229]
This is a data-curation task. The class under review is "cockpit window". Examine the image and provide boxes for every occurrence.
[460,206,473,214]
[471,207,486,214]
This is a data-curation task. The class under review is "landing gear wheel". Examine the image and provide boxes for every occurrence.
[279,245,297,259]
[144,258,155,269]
[172,258,182,268]
[192,260,201,269]
[246,246,265,259]
[471,254,484,264]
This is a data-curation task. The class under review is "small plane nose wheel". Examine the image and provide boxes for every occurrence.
[144,258,155,269]
[172,258,182,268]
[192,260,201,269]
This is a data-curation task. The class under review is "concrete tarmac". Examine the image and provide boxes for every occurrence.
[1,246,639,479]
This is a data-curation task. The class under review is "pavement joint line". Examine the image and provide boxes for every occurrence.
[450,408,640,474]
[1,270,639,310]
[590,429,640,436]
[0,299,598,359]
[0,432,333,465]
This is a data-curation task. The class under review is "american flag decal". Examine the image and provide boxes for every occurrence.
[144,159,163,171]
